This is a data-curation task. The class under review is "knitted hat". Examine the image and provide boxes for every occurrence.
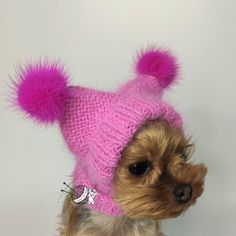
[14,48,182,216]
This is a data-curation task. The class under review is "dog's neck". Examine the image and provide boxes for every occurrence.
[78,205,161,236]
[60,197,164,236]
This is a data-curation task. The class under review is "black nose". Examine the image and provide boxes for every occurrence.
[173,184,192,203]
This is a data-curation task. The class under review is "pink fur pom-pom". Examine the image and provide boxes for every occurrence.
[14,61,69,124]
[135,48,178,88]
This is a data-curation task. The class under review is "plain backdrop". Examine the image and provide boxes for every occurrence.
[1,0,236,235]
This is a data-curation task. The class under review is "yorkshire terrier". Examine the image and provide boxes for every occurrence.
[59,120,207,236]
[12,47,207,236]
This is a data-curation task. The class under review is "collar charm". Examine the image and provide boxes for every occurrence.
[73,186,97,205]
[61,182,97,205]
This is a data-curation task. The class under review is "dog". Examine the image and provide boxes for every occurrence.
[12,47,207,236]
[59,120,207,235]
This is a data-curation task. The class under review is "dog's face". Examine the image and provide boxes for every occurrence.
[113,120,207,220]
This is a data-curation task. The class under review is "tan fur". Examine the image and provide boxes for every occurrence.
[59,198,163,236]
[59,120,207,235]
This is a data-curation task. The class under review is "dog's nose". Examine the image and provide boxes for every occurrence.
[173,184,192,203]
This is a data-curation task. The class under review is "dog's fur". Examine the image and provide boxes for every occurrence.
[59,120,207,236]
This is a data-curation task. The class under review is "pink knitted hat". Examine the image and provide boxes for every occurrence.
[14,48,182,216]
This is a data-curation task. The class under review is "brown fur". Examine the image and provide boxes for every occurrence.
[59,199,163,236]
[59,120,207,235]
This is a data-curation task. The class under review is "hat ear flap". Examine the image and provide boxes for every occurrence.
[12,60,70,124]
[135,48,179,89]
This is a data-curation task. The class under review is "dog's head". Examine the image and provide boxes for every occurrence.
[113,120,207,220]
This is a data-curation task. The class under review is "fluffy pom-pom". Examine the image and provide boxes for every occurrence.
[13,61,69,124]
[135,48,178,88]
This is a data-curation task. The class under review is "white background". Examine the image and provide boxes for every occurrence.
[1,1,236,235]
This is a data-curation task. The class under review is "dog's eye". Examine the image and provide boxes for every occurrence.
[128,161,151,176]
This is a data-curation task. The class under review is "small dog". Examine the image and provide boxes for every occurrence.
[12,47,207,236]
[59,120,207,236]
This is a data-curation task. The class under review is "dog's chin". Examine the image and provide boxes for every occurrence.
[125,204,188,220]
[125,208,183,221]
